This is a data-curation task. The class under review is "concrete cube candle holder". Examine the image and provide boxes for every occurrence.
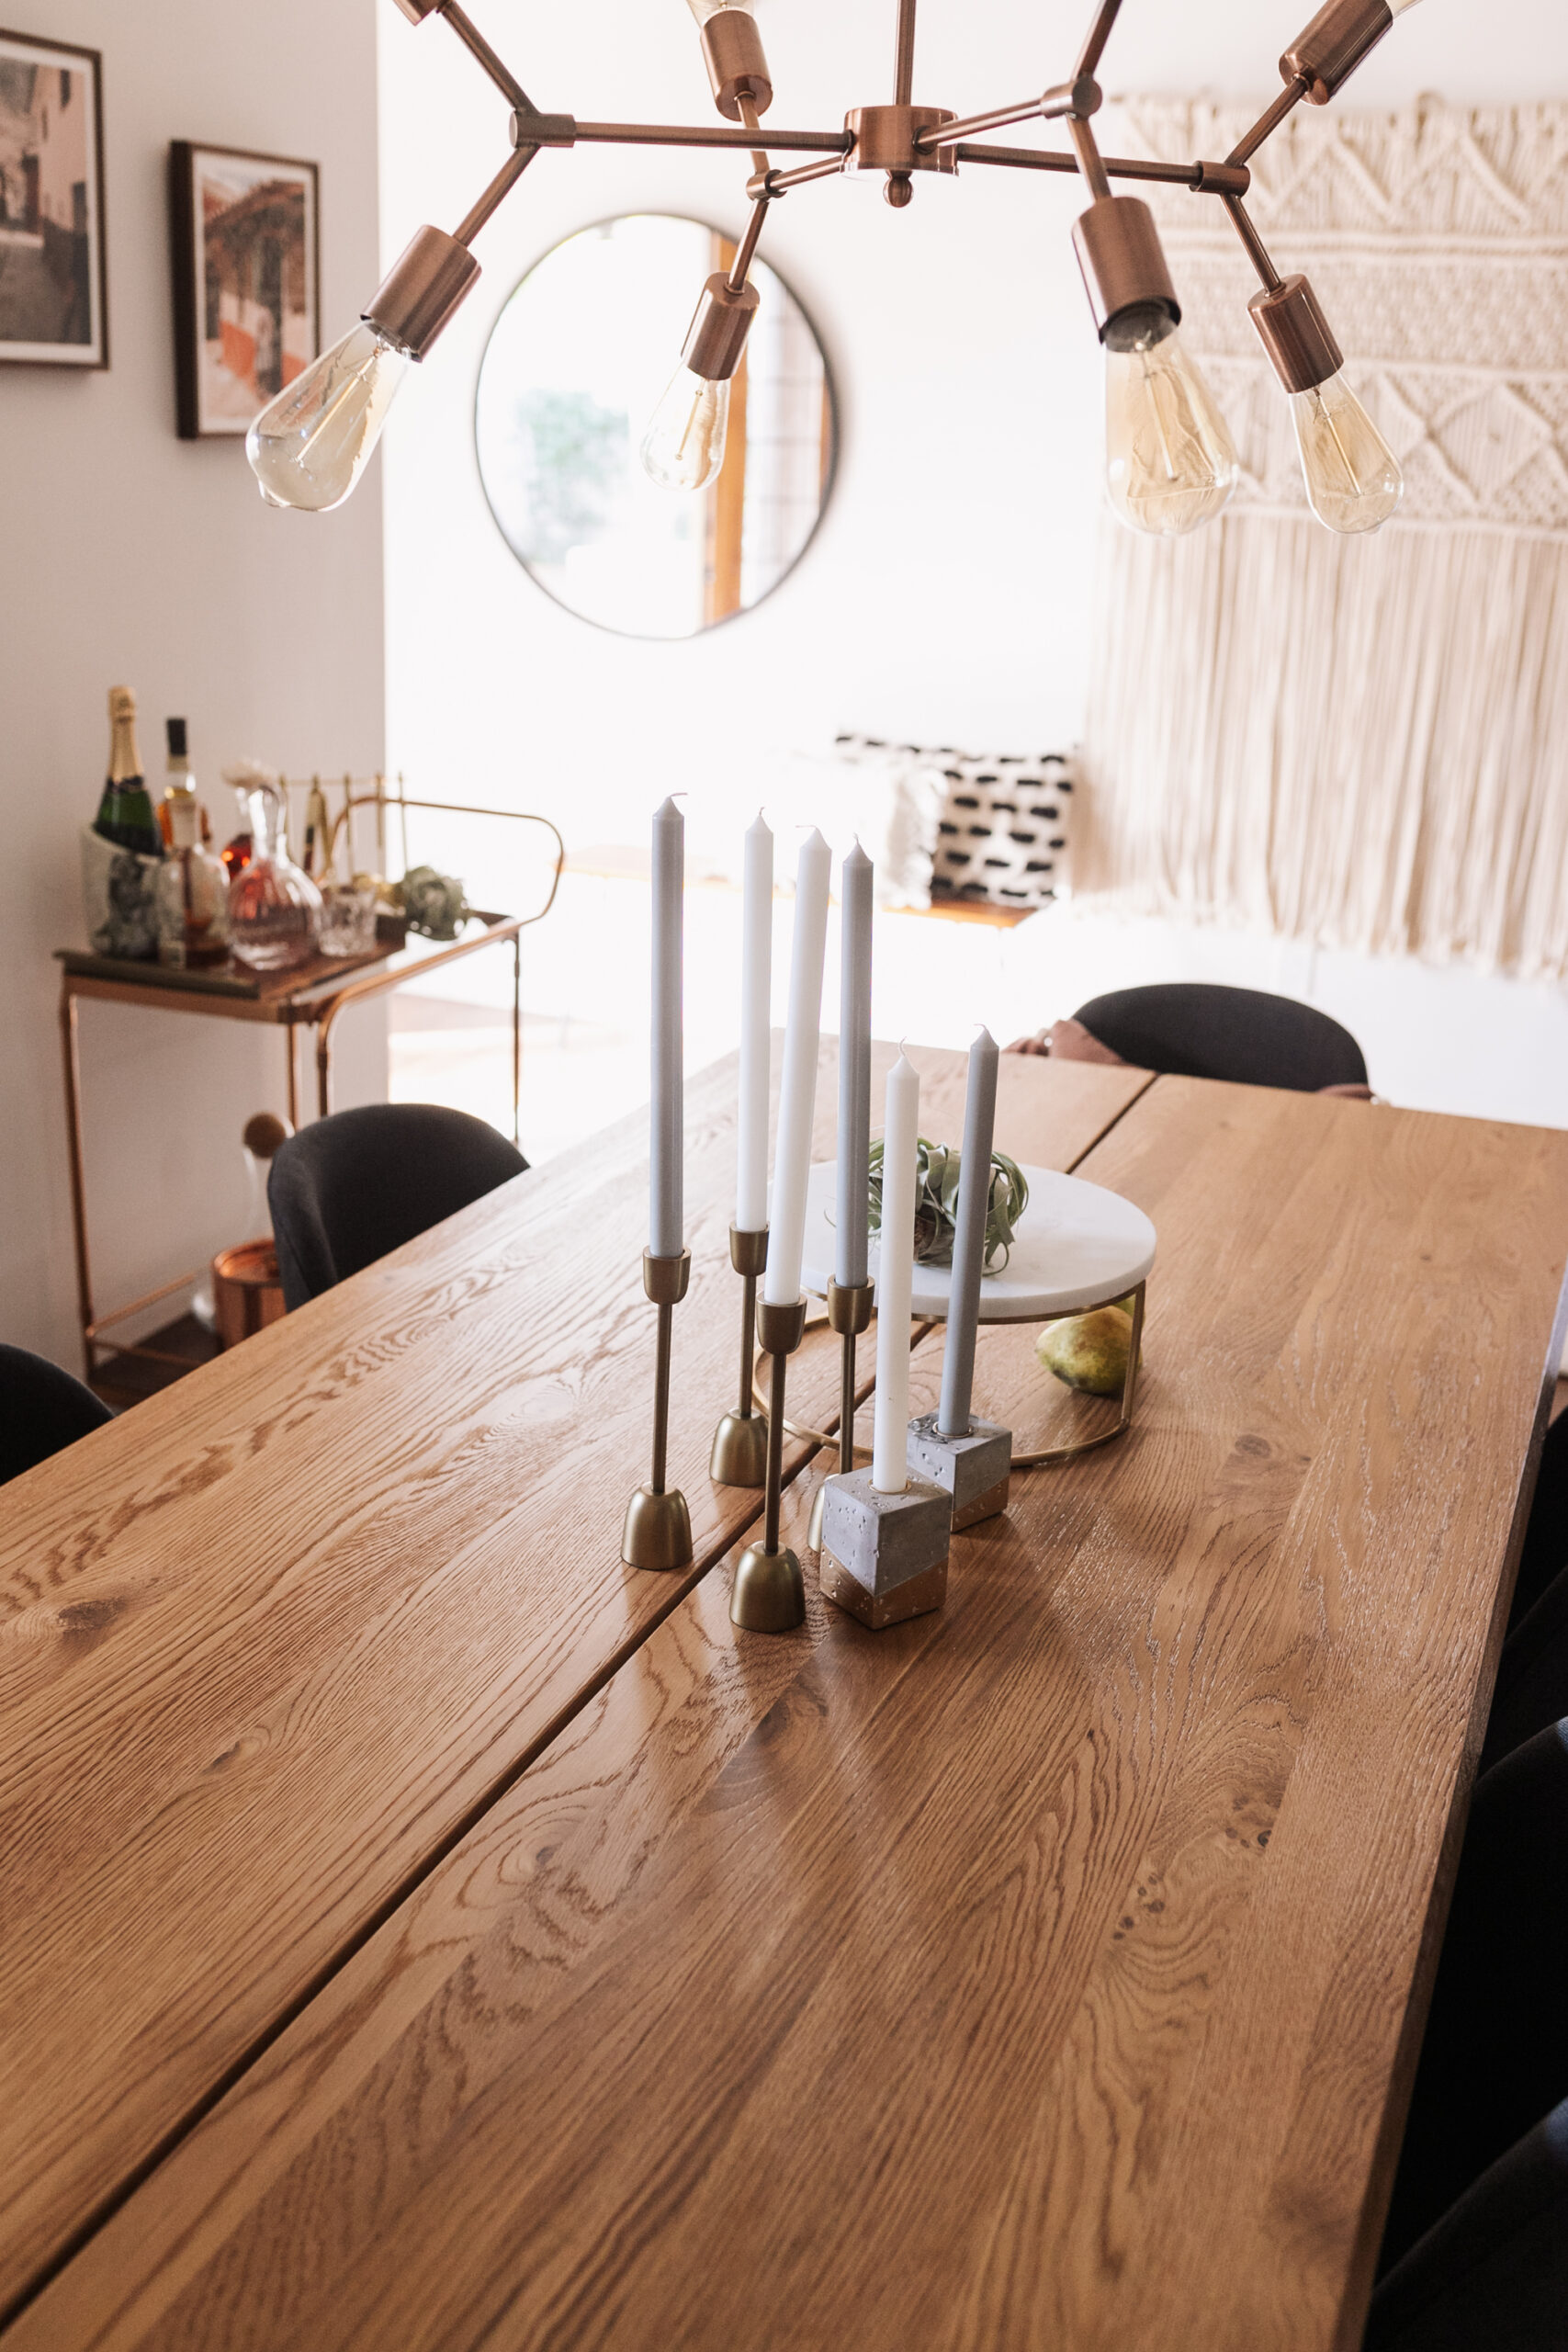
[906,1411,1011,1530]
[817,1466,953,1629]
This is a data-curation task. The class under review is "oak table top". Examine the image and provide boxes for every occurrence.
[0,1045,1148,2334]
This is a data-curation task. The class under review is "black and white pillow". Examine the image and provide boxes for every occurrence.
[921,752,1074,910]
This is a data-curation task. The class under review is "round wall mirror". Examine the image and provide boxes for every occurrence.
[475,214,837,640]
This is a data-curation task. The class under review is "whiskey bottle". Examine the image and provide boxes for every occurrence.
[94,687,163,857]
[154,790,231,968]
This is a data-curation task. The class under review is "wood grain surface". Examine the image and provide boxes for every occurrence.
[10,1076,1566,2351]
[0,1045,1149,2327]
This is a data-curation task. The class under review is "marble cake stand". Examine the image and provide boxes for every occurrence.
[796,1160,1157,1467]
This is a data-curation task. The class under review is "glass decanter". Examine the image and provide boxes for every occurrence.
[227,780,322,971]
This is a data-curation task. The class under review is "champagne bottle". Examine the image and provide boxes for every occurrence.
[157,716,197,851]
[94,687,163,857]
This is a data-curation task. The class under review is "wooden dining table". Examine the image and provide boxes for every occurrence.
[3,1043,1565,2352]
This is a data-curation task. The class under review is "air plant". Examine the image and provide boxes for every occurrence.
[868,1136,1029,1272]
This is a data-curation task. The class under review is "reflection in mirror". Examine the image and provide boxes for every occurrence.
[475,215,836,640]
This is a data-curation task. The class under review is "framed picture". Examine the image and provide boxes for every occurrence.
[0,28,107,367]
[168,141,319,439]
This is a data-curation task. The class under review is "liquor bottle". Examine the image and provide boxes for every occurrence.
[157,716,198,850]
[300,775,331,877]
[94,687,164,857]
[154,790,231,968]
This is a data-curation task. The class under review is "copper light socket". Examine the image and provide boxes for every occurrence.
[1248,273,1342,394]
[1280,0,1393,103]
[1072,196,1179,345]
[391,0,446,19]
[363,225,480,360]
[682,273,760,382]
[843,106,959,179]
[699,10,773,120]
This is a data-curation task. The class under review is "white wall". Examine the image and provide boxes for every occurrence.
[378,0,1568,1123]
[0,0,388,1372]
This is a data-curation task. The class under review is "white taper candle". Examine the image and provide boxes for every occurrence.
[938,1027,999,1437]
[649,796,683,1258]
[835,842,874,1289]
[872,1050,919,1492]
[762,828,831,1306]
[737,811,773,1232]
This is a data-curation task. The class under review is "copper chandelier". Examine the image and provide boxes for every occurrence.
[249,0,1426,538]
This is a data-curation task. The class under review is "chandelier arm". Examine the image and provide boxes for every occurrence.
[1224,195,1284,291]
[738,95,770,183]
[952,141,1243,195]
[894,0,918,107]
[437,0,535,114]
[752,154,847,196]
[571,119,853,155]
[727,196,771,291]
[1227,76,1309,167]
[1074,0,1125,83]
[1066,115,1112,204]
[452,142,538,247]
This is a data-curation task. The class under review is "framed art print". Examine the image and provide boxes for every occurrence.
[0,28,107,366]
[169,141,319,438]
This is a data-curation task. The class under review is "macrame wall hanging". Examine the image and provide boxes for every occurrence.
[1078,95,1568,981]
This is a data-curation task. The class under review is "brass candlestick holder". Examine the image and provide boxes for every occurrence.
[806,1276,875,1555]
[710,1226,769,1487]
[622,1248,694,1572]
[730,1295,809,1634]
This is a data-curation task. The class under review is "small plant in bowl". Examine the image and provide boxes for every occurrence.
[868,1136,1028,1271]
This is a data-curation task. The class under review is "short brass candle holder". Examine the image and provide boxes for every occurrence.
[730,1294,809,1634]
[622,1248,694,1572]
[710,1225,769,1487]
[806,1276,875,1555]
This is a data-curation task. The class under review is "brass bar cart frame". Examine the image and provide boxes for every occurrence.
[58,793,563,1385]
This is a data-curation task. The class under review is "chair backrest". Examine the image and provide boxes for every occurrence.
[268,1103,528,1311]
[1073,983,1369,1092]
[1378,1719,1568,2277]
[1366,2095,1568,2350]
[0,1343,113,1486]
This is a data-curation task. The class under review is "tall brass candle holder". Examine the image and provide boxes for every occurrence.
[806,1277,875,1555]
[710,1226,770,1487]
[730,1295,809,1634]
[622,1249,694,1572]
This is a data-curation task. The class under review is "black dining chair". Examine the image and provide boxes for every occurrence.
[1376,1719,1568,2283]
[1070,982,1370,1093]
[1365,2095,1568,2350]
[268,1102,528,1311]
[0,1342,113,1486]
[1507,1409,1568,1634]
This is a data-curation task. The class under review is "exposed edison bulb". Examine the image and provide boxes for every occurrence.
[246,322,408,513]
[1388,0,1424,11]
[1104,307,1238,538]
[640,367,732,492]
[1290,372,1402,534]
[685,0,757,18]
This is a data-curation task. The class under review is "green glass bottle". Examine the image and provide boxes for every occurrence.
[94,686,163,857]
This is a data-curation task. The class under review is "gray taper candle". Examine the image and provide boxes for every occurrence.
[650,796,683,1258]
[835,842,874,1288]
[938,1026,998,1436]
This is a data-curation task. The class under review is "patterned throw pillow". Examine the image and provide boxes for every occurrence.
[920,752,1074,911]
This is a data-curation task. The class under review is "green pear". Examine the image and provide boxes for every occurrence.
[1036,1306,1134,1396]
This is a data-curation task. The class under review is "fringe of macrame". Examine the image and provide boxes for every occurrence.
[1077,510,1568,981]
